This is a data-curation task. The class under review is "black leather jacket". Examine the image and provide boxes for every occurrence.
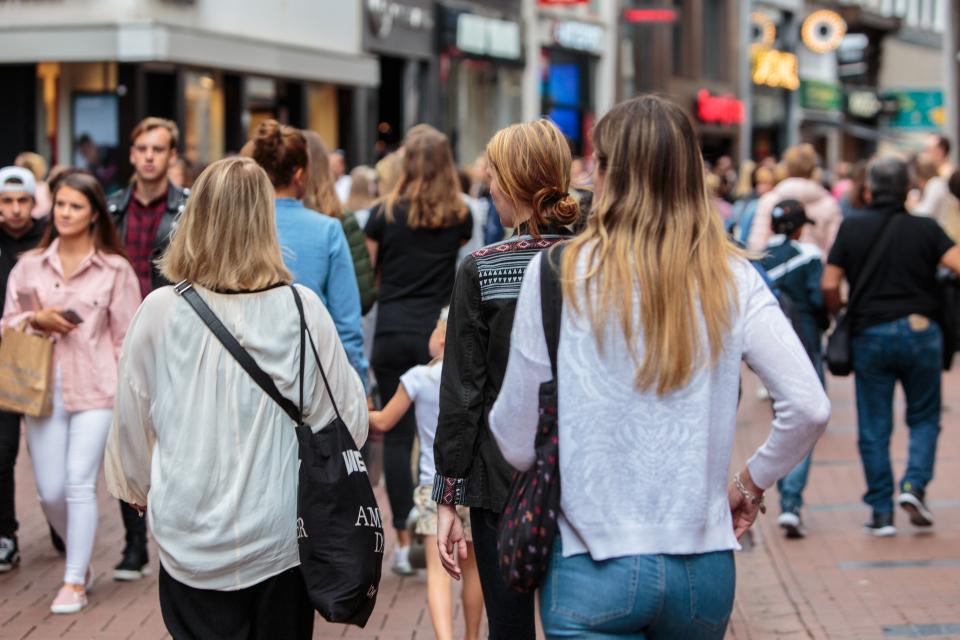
[432,228,571,512]
[108,182,188,291]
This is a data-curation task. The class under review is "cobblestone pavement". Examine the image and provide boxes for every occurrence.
[4,367,960,639]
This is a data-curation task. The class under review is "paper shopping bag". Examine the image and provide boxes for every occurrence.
[0,326,53,416]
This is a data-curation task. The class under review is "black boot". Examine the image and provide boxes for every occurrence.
[115,501,150,581]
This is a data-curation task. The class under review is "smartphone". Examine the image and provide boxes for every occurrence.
[59,309,84,325]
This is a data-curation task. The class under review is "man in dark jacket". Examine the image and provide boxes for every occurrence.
[108,117,187,581]
[0,167,48,572]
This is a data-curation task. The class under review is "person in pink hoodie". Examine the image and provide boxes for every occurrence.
[747,144,842,256]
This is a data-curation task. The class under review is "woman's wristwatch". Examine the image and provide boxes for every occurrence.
[734,472,766,514]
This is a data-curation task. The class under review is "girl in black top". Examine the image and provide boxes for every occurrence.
[364,125,472,575]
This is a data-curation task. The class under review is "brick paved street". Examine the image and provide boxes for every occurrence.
[4,367,960,639]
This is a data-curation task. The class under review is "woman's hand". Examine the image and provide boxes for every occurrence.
[728,468,764,540]
[437,504,468,581]
[30,309,77,334]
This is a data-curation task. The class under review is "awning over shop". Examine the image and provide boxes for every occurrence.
[0,21,379,87]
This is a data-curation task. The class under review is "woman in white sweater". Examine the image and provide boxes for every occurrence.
[488,96,830,638]
[105,157,368,639]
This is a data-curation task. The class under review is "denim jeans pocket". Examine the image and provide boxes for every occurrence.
[686,551,736,632]
[548,550,639,625]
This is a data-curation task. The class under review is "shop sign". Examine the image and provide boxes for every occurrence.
[552,21,604,55]
[456,13,522,61]
[801,10,846,54]
[696,90,744,126]
[846,89,883,120]
[367,0,434,39]
[799,79,842,112]
[752,49,799,91]
[364,0,435,58]
[886,90,946,130]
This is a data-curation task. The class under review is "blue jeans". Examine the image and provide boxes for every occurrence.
[778,325,824,513]
[852,317,942,513]
[539,539,735,639]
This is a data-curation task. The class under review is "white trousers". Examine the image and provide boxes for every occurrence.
[25,376,111,585]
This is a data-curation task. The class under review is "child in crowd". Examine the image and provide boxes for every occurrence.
[369,308,483,640]
[760,199,829,539]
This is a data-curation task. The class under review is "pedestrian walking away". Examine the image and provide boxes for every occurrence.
[107,116,188,581]
[248,120,368,390]
[747,143,842,256]
[106,157,369,640]
[487,95,830,639]
[2,172,141,614]
[0,166,49,573]
[369,307,484,640]
[823,155,960,536]
[364,124,473,577]
[433,118,580,640]
[759,199,829,538]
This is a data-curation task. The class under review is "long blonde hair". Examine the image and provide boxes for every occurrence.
[160,157,292,290]
[486,119,581,238]
[302,130,344,218]
[385,124,467,229]
[561,95,741,396]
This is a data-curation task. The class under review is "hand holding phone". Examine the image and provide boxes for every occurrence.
[58,309,84,325]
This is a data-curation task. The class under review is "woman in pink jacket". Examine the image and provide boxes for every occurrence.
[1,172,141,614]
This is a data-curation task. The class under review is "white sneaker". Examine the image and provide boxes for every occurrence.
[391,546,415,576]
[777,511,807,539]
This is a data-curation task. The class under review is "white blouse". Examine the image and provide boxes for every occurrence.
[105,284,368,590]
[489,252,830,561]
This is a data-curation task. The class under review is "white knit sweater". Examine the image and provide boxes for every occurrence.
[489,252,830,560]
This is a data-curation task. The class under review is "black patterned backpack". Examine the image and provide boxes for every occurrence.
[497,244,565,594]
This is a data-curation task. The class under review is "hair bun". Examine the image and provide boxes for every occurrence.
[535,186,580,226]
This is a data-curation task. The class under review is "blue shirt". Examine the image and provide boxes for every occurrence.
[274,198,368,389]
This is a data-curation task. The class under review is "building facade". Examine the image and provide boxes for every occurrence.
[0,0,377,184]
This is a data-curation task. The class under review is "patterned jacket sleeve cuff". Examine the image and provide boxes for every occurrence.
[432,474,466,505]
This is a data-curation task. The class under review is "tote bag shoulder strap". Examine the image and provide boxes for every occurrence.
[175,281,302,424]
[540,244,566,378]
[288,285,344,424]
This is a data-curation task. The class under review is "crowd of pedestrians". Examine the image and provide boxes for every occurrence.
[0,94,959,638]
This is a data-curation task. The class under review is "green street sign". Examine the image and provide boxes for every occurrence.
[885,89,945,130]
[800,79,843,112]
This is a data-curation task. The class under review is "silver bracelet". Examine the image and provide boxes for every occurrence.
[734,473,766,514]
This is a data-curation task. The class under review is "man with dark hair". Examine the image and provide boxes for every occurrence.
[924,134,953,178]
[823,155,960,537]
[0,167,48,572]
[108,116,188,581]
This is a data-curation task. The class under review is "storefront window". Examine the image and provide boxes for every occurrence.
[184,70,224,166]
[702,0,728,82]
[445,59,522,164]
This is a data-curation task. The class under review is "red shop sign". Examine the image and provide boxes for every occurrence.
[697,90,744,126]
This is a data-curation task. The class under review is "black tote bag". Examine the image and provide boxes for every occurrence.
[176,282,383,627]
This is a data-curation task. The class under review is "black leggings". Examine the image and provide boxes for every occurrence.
[0,410,21,538]
[371,331,431,532]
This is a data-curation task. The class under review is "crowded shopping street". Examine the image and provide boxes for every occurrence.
[2,0,960,639]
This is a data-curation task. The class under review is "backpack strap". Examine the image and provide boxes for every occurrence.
[540,244,566,378]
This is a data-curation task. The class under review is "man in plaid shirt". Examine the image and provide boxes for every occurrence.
[107,117,188,580]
